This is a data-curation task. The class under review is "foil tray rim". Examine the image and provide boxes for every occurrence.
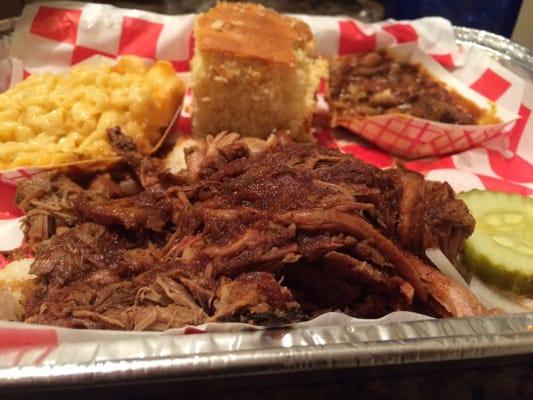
[1,313,532,388]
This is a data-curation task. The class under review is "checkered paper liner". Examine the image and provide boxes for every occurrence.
[0,2,532,351]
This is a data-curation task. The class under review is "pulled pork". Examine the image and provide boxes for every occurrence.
[16,128,482,330]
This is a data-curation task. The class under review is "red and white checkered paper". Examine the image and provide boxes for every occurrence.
[0,2,532,352]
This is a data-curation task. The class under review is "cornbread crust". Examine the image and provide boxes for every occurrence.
[196,2,313,66]
[191,2,324,140]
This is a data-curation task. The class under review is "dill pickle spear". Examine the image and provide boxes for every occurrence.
[459,190,533,296]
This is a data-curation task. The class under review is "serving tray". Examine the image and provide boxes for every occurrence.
[0,21,532,389]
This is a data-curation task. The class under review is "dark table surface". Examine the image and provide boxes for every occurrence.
[3,354,533,400]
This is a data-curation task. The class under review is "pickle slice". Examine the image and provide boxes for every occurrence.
[459,190,533,296]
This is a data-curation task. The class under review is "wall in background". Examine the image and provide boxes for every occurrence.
[512,0,533,50]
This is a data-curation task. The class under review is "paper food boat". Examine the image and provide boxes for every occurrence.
[0,54,183,182]
[0,121,178,185]
[330,44,519,159]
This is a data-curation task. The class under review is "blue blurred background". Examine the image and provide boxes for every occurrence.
[384,0,523,38]
[2,1,530,46]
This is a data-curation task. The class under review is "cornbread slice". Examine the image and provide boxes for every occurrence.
[191,2,324,141]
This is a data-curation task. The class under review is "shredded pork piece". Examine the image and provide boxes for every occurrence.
[15,128,484,330]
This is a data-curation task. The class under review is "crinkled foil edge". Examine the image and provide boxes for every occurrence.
[454,26,533,79]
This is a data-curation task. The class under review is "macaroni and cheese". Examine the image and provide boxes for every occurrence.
[0,56,185,170]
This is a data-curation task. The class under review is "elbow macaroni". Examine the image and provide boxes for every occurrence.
[0,56,185,170]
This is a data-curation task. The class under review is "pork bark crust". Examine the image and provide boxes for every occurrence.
[15,128,482,330]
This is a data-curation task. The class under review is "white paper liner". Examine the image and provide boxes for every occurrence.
[0,311,432,342]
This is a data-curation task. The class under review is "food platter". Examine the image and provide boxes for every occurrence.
[0,6,532,389]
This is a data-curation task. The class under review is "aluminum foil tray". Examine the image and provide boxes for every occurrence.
[2,313,533,389]
[0,23,532,389]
